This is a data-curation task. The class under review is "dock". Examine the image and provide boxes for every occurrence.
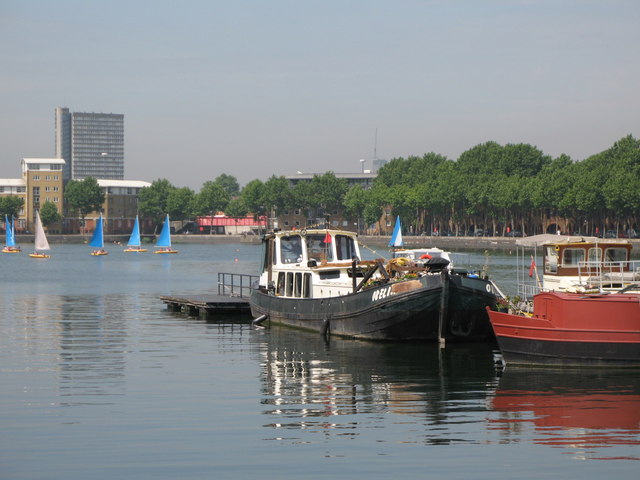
[160,272,256,320]
[160,294,251,319]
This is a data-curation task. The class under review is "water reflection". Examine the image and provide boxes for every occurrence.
[258,327,499,444]
[57,294,128,406]
[489,368,640,460]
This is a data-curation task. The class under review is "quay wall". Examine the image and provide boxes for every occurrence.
[13,233,640,251]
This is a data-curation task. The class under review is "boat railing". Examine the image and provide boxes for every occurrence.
[217,272,259,298]
[577,260,640,291]
[517,282,541,301]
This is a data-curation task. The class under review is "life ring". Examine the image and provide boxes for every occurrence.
[420,253,432,259]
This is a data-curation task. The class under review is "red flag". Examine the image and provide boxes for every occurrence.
[324,232,332,243]
[528,258,536,277]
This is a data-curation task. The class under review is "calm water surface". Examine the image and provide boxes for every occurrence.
[1,243,638,479]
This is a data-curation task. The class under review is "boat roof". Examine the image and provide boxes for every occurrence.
[272,228,356,237]
[516,234,630,248]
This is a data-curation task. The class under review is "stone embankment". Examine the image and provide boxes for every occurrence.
[15,233,639,251]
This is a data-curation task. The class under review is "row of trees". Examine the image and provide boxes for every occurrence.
[141,134,637,236]
[5,135,638,236]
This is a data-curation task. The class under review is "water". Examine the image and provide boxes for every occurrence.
[1,244,638,479]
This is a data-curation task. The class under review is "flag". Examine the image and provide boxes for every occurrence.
[324,232,332,243]
[388,216,404,247]
[529,257,536,277]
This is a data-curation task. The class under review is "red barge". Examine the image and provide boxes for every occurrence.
[489,235,640,367]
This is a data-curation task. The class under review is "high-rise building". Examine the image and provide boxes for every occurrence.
[55,107,124,181]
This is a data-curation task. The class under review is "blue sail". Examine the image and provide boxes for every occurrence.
[156,214,172,248]
[127,215,141,247]
[5,215,16,247]
[89,215,104,248]
[388,216,404,247]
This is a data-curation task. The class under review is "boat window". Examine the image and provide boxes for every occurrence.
[545,246,558,273]
[277,272,285,295]
[604,248,627,263]
[587,248,602,263]
[303,273,312,298]
[305,234,334,263]
[335,235,356,260]
[294,272,302,297]
[562,248,585,266]
[319,270,340,280]
[280,235,303,264]
[286,272,294,297]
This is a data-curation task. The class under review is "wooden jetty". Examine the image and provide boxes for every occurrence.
[160,272,256,320]
[160,294,250,319]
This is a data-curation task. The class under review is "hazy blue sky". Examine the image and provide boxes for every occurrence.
[1,0,638,189]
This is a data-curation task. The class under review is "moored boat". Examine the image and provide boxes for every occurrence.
[488,290,640,366]
[488,234,640,367]
[250,227,500,342]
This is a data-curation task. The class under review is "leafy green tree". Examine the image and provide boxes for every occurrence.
[213,174,240,197]
[0,196,24,219]
[262,176,292,216]
[39,201,62,227]
[167,187,196,220]
[194,181,230,216]
[64,177,105,224]
[225,197,248,217]
[139,179,176,226]
[240,179,266,218]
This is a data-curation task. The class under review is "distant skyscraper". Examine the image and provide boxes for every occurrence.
[55,107,124,181]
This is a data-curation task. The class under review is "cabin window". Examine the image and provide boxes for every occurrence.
[545,247,558,273]
[562,248,585,266]
[303,273,312,298]
[280,235,302,263]
[319,270,340,280]
[294,272,302,297]
[335,235,356,260]
[587,248,602,263]
[604,248,627,263]
[277,272,285,295]
[286,272,294,297]
[305,234,334,263]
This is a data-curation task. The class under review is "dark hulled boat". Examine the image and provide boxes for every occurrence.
[250,228,499,341]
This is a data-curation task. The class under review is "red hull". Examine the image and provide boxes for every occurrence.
[488,291,640,366]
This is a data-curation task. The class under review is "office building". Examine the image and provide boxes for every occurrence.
[55,107,124,181]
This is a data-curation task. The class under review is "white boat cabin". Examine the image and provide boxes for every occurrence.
[539,236,639,293]
[258,229,364,299]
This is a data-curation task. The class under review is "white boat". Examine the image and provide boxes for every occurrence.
[154,214,178,254]
[29,210,50,259]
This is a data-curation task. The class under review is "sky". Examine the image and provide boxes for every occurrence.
[1,0,639,190]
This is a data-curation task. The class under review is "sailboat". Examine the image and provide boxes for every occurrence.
[3,215,21,253]
[89,214,108,256]
[154,214,178,254]
[29,210,50,258]
[124,215,147,252]
[388,215,404,249]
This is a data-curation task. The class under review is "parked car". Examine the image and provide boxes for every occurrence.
[505,230,523,237]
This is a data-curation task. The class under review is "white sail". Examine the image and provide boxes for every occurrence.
[33,210,50,251]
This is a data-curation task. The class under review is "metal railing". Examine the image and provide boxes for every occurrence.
[217,272,258,298]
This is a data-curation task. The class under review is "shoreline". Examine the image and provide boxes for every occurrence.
[12,233,640,250]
